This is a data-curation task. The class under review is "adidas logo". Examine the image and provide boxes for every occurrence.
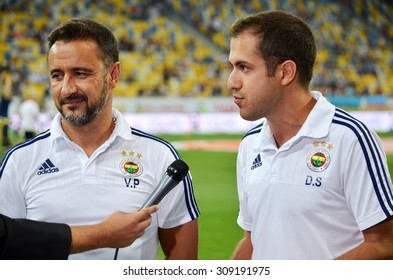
[251,154,262,170]
[37,159,59,175]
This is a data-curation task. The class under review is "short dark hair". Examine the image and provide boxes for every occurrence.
[229,10,316,87]
[47,18,119,69]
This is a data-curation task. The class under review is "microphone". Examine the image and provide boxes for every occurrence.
[139,159,189,210]
[114,159,189,260]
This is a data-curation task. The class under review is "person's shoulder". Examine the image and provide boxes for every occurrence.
[0,130,51,176]
[130,127,175,148]
[242,121,265,141]
[2,129,51,159]
[332,107,372,135]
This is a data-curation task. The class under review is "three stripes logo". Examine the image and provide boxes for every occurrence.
[251,154,262,170]
[37,159,59,175]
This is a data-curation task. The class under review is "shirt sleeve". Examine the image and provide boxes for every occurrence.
[0,214,71,260]
[343,130,393,230]
[157,154,200,228]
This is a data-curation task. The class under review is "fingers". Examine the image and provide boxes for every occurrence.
[136,205,158,232]
[137,205,159,220]
[99,206,159,248]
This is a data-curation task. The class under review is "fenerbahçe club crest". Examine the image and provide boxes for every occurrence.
[120,158,143,177]
[307,148,330,172]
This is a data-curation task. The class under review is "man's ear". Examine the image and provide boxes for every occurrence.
[280,60,296,86]
[109,62,121,89]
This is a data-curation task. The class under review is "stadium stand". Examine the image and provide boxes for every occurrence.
[0,0,392,109]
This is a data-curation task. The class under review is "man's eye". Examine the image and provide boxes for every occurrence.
[51,73,62,80]
[76,71,89,77]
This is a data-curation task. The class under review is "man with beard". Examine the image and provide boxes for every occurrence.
[0,18,199,260]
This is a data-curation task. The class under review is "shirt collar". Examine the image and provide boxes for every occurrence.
[298,91,336,139]
[50,108,134,145]
[252,91,336,150]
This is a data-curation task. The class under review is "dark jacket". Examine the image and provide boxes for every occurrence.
[0,214,71,260]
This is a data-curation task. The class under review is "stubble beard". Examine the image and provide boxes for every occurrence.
[58,80,109,127]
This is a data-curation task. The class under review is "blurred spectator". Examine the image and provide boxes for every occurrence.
[19,93,40,140]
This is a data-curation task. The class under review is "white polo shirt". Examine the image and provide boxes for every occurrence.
[236,91,393,259]
[0,109,199,259]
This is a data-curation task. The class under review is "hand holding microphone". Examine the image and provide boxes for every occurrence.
[94,205,158,250]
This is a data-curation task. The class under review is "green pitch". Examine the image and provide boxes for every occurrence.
[176,149,242,260]
[155,133,243,259]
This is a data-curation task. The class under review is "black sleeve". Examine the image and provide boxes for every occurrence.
[0,214,72,260]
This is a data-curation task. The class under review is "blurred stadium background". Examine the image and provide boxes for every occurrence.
[1,0,393,259]
[1,0,393,135]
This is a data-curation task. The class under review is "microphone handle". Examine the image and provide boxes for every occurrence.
[138,176,178,210]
